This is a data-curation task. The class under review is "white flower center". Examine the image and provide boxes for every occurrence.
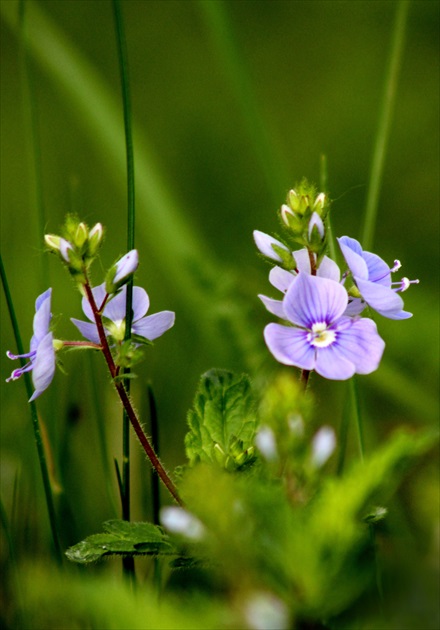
[105,319,126,341]
[308,322,336,348]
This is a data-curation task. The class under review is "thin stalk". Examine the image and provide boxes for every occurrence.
[350,377,364,462]
[320,154,338,263]
[83,279,183,507]
[113,0,135,578]
[147,383,161,527]
[18,0,49,290]
[362,0,410,250]
[0,253,62,564]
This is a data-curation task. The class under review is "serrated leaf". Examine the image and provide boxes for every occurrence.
[184,369,257,469]
[65,519,175,564]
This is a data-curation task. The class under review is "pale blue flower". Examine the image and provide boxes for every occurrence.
[338,236,418,320]
[71,283,175,344]
[258,248,340,319]
[264,273,385,380]
[6,288,56,401]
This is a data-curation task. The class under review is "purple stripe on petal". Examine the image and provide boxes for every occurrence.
[264,323,315,370]
[284,274,348,328]
[334,317,385,374]
[132,311,175,340]
[355,278,407,318]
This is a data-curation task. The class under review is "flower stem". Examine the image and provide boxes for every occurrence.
[1,254,62,564]
[83,279,183,506]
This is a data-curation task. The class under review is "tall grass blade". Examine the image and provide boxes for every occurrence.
[197,0,287,202]
[113,0,135,579]
[362,0,410,249]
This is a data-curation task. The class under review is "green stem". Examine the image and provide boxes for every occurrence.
[113,0,136,579]
[350,377,364,462]
[0,254,62,564]
[361,0,410,250]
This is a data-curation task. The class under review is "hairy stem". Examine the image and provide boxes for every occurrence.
[83,279,183,506]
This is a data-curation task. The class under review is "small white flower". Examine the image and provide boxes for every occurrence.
[255,426,278,461]
[160,507,205,541]
[311,426,336,467]
[244,592,289,630]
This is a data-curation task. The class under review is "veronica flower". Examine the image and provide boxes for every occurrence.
[258,249,340,319]
[338,236,418,320]
[6,288,56,401]
[71,283,175,345]
[264,273,385,380]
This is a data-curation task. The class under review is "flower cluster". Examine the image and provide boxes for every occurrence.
[6,217,175,401]
[254,184,418,380]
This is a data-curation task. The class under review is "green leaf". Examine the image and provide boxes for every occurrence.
[65,519,175,564]
[185,369,257,469]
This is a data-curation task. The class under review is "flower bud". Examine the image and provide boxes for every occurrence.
[88,223,104,255]
[105,249,139,294]
[253,231,291,264]
[74,222,88,248]
[308,212,325,242]
[44,234,61,252]
[313,192,326,210]
[59,237,74,263]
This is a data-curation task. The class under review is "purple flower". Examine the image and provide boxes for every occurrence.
[258,249,340,319]
[6,288,56,401]
[264,273,385,380]
[338,236,418,320]
[71,283,175,345]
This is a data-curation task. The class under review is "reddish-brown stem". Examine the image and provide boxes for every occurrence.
[83,279,183,506]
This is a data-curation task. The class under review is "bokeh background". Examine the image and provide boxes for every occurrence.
[1,0,438,591]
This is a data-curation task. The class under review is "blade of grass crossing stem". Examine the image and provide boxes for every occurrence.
[113,0,136,581]
[362,0,410,250]
[0,254,62,564]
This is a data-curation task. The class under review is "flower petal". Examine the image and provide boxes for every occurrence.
[317,256,341,282]
[356,278,412,319]
[70,318,101,344]
[258,295,286,319]
[283,273,348,328]
[82,283,107,322]
[131,287,150,321]
[32,288,52,346]
[362,251,391,287]
[314,345,356,380]
[332,317,385,374]
[338,236,369,280]
[29,332,55,401]
[132,310,175,340]
[269,266,296,292]
[264,323,315,370]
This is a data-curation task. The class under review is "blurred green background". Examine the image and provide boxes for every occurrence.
[0,0,438,569]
